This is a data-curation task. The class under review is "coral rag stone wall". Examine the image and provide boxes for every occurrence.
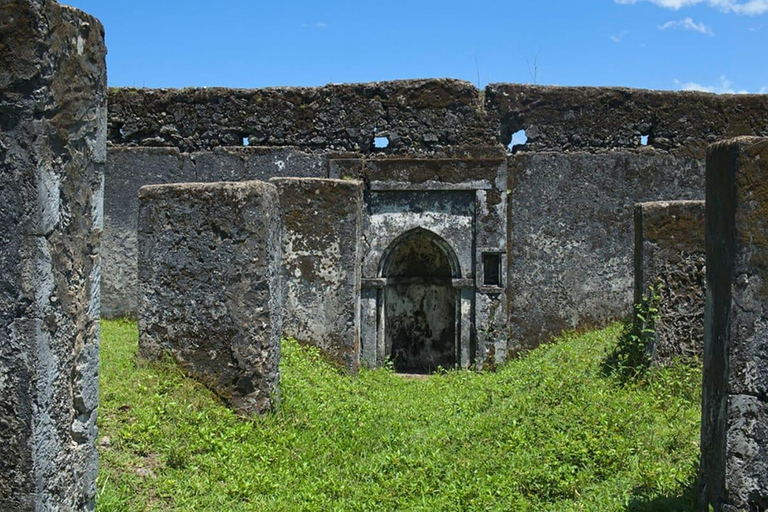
[271,178,363,373]
[103,146,325,318]
[507,151,704,351]
[486,84,768,155]
[105,79,768,360]
[700,137,768,511]
[107,79,495,153]
[634,201,705,364]
[138,181,283,415]
[0,0,106,509]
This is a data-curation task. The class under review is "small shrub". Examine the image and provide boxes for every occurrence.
[604,283,662,383]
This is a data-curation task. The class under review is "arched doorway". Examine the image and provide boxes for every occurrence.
[379,229,459,373]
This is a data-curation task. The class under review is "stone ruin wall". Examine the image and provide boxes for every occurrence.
[634,201,706,365]
[0,0,106,509]
[103,80,768,359]
[138,181,283,416]
[701,137,768,511]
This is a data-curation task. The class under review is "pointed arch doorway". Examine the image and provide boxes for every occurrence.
[379,228,461,373]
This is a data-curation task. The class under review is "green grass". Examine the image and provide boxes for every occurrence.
[97,320,701,511]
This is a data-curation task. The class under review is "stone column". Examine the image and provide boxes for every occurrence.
[634,200,705,364]
[138,181,283,416]
[0,0,107,510]
[700,137,768,511]
[270,178,363,373]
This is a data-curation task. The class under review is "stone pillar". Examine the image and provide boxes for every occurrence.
[0,0,107,510]
[700,137,768,511]
[138,181,283,416]
[270,178,363,373]
[634,200,705,364]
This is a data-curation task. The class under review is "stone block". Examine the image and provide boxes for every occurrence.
[0,0,106,509]
[271,178,363,373]
[634,200,705,364]
[138,181,283,415]
[103,147,195,318]
[700,137,768,511]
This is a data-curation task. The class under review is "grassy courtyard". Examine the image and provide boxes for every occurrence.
[96,320,701,511]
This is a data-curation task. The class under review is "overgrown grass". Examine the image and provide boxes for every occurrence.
[97,320,701,511]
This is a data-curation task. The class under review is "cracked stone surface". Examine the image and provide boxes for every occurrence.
[701,137,768,512]
[0,0,106,509]
[138,181,283,416]
[634,200,705,365]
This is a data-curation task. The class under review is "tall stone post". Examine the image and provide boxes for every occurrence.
[138,181,284,416]
[700,137,768,511]
[0,0,107,510]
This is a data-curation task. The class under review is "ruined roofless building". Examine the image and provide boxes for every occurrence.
[104,81,768,373]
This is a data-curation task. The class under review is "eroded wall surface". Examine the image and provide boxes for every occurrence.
[271,178,363,373]
[634,201,705,364]
[0,0,106,509]
[700,137,768,512]
[106,80,768,361]
[507,151,704,351]
[138,181,283,416]
[103,146,325,318]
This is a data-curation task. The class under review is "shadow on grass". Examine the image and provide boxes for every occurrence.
[626,473,698,512]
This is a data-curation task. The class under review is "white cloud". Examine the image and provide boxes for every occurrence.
[659,17,714,33]
[610,30,631,42]
[616,0,768,15]
[674,75,751,93]
[760,86,768,93]
[301,22,329,29]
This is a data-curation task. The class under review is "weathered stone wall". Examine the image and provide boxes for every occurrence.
[486,83,768,155]
[270,178,363,373]
[107,79,495,153]
[104,78,768,361]
[507,151,704,352]
[103,146,325,318]
[138,181,283,416]
[0,0,106,509]
[634,201,705,365]
[108,81,768,156]
[700,137,768,511]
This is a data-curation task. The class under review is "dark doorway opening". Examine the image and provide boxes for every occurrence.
[381,229,458,373]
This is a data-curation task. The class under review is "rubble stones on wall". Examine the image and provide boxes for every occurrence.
[700,137,768,512]
[271,178,363,373]
[138,181,283,416]
[107,79,495,153]
[507,151,705,352]
[634,201,705,365]
[102,146,326,318]
[487,83,768,156]
[0,0,106,509]
[108,79,768,157]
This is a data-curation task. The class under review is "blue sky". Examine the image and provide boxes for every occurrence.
[65,0,767,93]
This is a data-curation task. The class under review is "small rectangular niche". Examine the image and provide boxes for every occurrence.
[483,253,502,286]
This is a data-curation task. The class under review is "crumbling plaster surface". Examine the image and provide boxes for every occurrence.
[634,201,705,364]
[138,181,283,416]
[700,137,768,512]
[0,0,106,509]
[271,178,363,373]
[507,151,704,352]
